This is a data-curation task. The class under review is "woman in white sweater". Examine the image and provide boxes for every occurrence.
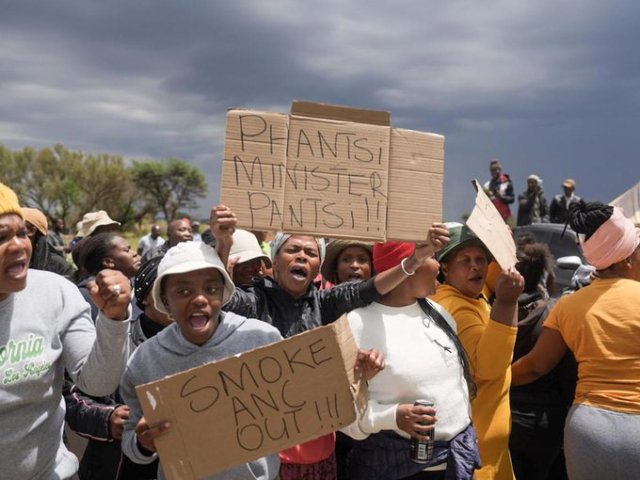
[341,241,480,480]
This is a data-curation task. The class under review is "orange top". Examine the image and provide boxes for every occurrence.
[544,277,640,414]
[432,284,517,480]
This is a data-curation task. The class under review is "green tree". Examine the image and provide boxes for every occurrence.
[131,158,207,221]
[0,144,136,228]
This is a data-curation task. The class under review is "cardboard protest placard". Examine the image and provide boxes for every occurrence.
[466,179,517,269]
[135,316,360,480]
[220,100,444,242]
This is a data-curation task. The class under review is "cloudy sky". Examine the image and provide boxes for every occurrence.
[2,1,639,222]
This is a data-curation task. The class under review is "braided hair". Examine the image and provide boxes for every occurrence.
[418,298,477,399]
[568,201,613,240]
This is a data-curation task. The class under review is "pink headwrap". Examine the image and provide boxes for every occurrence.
[582,207,640,270]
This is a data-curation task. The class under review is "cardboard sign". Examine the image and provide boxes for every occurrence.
[466,179,517,269]
[221,100,444,242]
[136,316,359,480]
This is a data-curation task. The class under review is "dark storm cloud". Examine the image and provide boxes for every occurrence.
[2,1,640,220]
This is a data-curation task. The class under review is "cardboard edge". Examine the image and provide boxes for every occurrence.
[291,100,391,126]
[331,315,364,422]
[135,383,197,480]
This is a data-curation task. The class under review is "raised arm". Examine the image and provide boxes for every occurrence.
[511,327,568,386]
[372,223,450,295]
[64,269,131,396]
[490,267,524,328]
[210,204,237,267]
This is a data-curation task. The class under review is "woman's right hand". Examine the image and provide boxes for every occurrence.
[135,416,171,453]
[209,204,237,242]
[396,403,437,440]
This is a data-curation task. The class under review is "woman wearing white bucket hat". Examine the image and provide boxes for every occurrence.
[119,241,282,479]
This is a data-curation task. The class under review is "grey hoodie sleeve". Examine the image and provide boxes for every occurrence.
[61,284,131,397]
[120,361,159,465]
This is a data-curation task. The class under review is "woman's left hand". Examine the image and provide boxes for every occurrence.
[88,269,132,321]
[495,267,525,303]
[396,403,437,439]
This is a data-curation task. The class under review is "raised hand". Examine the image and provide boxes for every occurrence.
[88,269,132,321]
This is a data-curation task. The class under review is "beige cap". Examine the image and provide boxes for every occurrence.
[229,229,272,267]
[562,178,576,189]
[77,210,120,238]
[21,207,48,236]
[321,239,374,284]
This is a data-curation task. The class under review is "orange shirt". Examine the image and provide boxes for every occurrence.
[544,277,640,413]
[432,284,517,480]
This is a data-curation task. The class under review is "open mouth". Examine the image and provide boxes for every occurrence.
[347,272,363,281]
[187,312,210,330]
[5,260,28,280]
[289,266,309,281]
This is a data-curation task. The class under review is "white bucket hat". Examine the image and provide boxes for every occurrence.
[151,241,235,315]
[229,229,272,267]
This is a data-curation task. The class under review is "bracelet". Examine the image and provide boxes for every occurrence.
[401,257,415,276]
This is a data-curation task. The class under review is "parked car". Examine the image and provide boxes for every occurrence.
[513,223,590,295]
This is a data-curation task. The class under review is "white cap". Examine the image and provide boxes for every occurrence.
[151,241,235,315]
[230,229,272,267]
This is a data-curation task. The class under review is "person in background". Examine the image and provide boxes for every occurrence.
[79,210,121,237]
[227,229,272,287]
[191,220,202,241]
[0,182,132,480]
[431,224,524,480]
[77,232,142,320]
[320,238,375,478]
[142,218,193,263]
[321,239,374,288]
[342,241,480,480]
[48,217,69,257]
[511,202,640,480]
[119,242,282,479]
[484,159,516,226]
[65,256,170,480]
[212,204,450,480]
[549,179,582,224]
[70,210,121,253]
[514,230,556,297]
[137,224,165,258]
[517,175,549,226]
[509,243,575,480]
[251,230,271,257]
[22,207,75,278]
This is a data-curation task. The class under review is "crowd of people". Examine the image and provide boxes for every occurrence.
[483,159,582,227]
[0,163,638,480]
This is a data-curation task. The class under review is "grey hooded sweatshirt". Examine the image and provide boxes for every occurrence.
[0,269,131,479]
[120,311,282,480]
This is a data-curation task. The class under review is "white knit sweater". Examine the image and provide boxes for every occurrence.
[342,300,472,441]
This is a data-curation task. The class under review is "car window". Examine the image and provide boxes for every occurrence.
[548,232,583,260]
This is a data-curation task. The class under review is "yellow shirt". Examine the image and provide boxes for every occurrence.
[544,277,640,413]
[432,284,517,480]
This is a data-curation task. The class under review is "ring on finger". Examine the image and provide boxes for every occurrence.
[113,284,122,296]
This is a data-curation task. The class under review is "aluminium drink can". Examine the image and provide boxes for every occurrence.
[410,399,434,464]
